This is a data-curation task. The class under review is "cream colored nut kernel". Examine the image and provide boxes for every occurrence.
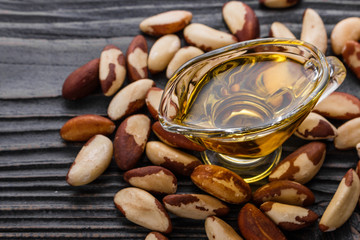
[166,46,204,79]
[124,166,177,195]
[126,35,148,82]
[139,10,192,36]
[191,165,251,204]
[146,87,164,120]
[114,114,151,170]
[66,135,113,186]
[334,117,360,150]
[148,34,181,74]
[294,112,337,140]
[222,1,259,41]
[60,114,115,141]
[342,40,360,80]
[300,8,327,53]
[146,141,202,175]
[319,169,360,232]
[269,141,326,184]
[114,187,172,233]
[99,45,126,96]
[163,194,229,220]
[205,216,243,240]
[183,23,237,52]
[145,232,169,240]
[260,201,318,231]
[269,22,296,38]
[253,180,315,206]
[313,92,360,120]
[107,79,155,120]
[331,17,360,55]
[260,0,300,8]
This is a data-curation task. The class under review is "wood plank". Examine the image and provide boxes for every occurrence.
[1,0,360,239]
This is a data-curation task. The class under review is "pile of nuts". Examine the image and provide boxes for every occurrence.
[60,0,360,239]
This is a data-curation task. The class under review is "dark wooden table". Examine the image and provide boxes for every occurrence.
[1,0,360,239]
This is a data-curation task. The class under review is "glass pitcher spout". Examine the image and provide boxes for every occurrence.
[317,56,346,104]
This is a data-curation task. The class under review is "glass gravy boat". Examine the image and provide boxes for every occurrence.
[159,38,346,183]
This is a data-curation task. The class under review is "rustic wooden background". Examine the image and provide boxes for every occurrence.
[1,0,360,239]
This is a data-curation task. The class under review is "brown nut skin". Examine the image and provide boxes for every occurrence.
[114,187,172,234]
[152,121,206,152]
[294,112,337,140]
[139,10,192,36]
[253,180,315,207]
[60,114,115,142]
[260,201,319,231]
[162,193,229,220]
[238,203,286,240]
[260,0,300,8]
[222,1,260,42]
[114,114,151,170]
[268,141,326,184]
[342,40,360,80]
[145,232,169,240]
[313,92,360,120]
[124,166,177,195]
[126,35,148,82]
[62,58,100,100]
[191,165,251,204]
[99,44,126,96]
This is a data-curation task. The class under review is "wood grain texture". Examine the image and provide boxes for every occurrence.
[1,0,360,239]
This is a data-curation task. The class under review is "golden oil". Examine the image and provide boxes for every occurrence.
[173,53,320,158]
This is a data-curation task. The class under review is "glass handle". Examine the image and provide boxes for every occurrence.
[317,56,347,104]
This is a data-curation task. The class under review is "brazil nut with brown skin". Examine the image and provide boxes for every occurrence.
[124,166,177,195]
[238,203,287,240]
[191,165,251,204]
[114,187,172,234]
[222,1,260,41]
[205,216,243,240]
[163,193,229,220]
[253,180,315,206]
[114,114,151,171]
[62,58,100,100]
[268,141,326,184]
[152,121,206,151]
[99,44,126,96]
[146,141,202,176]
[60,114,115,142]
[126,35,148,82]
[313,92,360,120]
[139,10,192,36]
[260,201,318,231]
[319,169,360,232]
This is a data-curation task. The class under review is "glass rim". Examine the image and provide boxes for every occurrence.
[159,38,330,137]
